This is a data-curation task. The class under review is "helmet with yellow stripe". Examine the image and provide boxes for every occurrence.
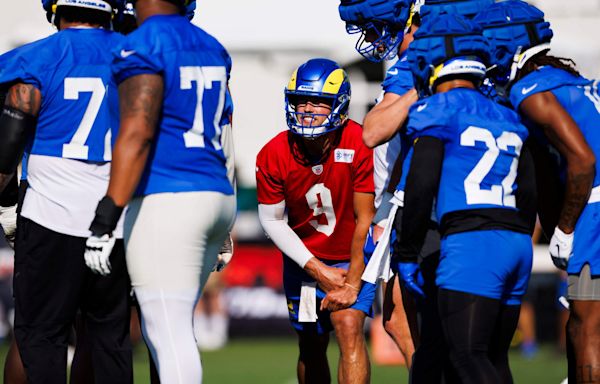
[285,59,351,138]
[407,11,490,97]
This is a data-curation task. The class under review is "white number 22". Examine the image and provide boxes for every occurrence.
[305,183,336,236]
[460,126,522,208]
[180,66,227,149]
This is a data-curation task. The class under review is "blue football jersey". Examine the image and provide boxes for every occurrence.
[382,52,413,97]
[112,14,234,196]
[407,88,529,221]
[0,28,122,163]
[510,66,600,188]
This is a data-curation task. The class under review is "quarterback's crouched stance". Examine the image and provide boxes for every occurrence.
[257,59,375,384]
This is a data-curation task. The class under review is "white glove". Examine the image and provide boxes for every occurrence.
[85,234,116,276]
[0,205,17,249]
[549,227,573,270]
[214,234,233,272]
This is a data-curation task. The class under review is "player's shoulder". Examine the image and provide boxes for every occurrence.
[509,66,590,109]
[382,53,413,96]
[339,119,369,149]
[134,15,226,52]
[257,131,290,160]
[5,33,57,64]
[342,119,363,136]
[407,92,454,137]
[117,19,159,56]
[0,34,59,87]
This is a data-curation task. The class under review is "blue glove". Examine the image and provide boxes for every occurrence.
[398,262,425,299]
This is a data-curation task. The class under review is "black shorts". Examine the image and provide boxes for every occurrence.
[13,217,133,384]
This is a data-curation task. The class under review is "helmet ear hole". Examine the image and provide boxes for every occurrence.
[496,47,507,61]
[417,57,427,72]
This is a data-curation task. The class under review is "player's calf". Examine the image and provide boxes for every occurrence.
[297,331,331,384]
[331,309,370,384]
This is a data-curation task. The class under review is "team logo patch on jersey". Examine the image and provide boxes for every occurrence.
[334,149,355,163]
[312,164,323,175]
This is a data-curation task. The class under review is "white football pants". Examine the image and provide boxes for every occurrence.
[124,191,236,384]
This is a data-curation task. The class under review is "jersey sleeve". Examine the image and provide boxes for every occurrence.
[382,57,413,96]
[509,66,588,110]
[352,137,375,194]
[406,95,452,141]
[0,43,44,90]
[256,142,285,205]
[112,26,164,85]
[395,146,413,193]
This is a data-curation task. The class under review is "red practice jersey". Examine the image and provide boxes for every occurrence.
[256,120,374,261]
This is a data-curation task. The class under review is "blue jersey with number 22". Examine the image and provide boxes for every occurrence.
[407,88,529,222]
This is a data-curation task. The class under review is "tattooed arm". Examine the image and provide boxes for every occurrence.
[106,74,164,206]
[0,84,41,192]
[520,91,595,233]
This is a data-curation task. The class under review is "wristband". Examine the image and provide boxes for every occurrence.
[345,283,360,292]
[89,196,124,236]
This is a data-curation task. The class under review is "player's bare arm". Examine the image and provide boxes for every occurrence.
[520,91,596,234]
[0,83,40,191]
[321,191,375,311]
[362,89,418,148]
[6,84,41,115]
[304,258,347,293]
[107,74,163,206]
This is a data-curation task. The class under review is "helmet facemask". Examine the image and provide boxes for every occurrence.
[285,92,350,139]
[347,21,402,62]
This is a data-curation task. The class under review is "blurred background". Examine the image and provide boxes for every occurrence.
[0,0,599,382]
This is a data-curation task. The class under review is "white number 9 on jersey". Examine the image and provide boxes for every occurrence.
[305,183,336,236]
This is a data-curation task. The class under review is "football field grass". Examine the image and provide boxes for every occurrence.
[0,338,567,383]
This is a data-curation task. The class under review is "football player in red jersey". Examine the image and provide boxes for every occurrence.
[257,58,375,384]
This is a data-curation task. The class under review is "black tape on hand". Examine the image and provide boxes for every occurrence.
[89,196,124,236]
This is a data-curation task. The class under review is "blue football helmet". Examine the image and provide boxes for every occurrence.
[473,0,553,87]
[42,0,125,25]
[113,1,137,34]
[285,59,351,138]
[115,0,195,19]
[408,12,490,97]
[339,0,422,62]
[185,0,196,20]
[420,0,494,20]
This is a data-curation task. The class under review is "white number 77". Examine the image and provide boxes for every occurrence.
[180,66,227,149]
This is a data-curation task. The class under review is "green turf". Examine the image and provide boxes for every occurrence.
[1,339,567,383]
